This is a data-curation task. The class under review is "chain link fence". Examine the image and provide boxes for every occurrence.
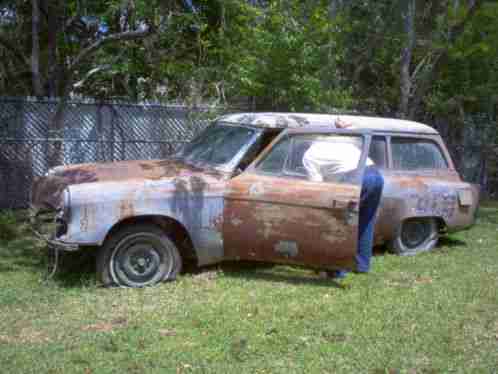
[432,113,498,197]
[1,97,496,209]
[0,98,230,209]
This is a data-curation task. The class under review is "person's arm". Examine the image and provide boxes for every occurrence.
[335,118,375,167]
[335,117,354,129]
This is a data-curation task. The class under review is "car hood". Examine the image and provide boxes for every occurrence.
[31,159,227,210]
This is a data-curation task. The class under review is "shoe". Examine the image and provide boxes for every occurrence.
[326,270,348,279]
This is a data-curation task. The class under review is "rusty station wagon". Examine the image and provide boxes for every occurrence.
[31,113,480,287]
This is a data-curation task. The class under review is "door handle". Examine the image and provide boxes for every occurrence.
[347,201,359,213]
[345,201,359,225]
[332,199,358,211]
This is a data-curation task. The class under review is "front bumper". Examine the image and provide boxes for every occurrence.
[29,207,79,252]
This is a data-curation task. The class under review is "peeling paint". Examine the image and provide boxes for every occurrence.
[249,182,265,196]
[274,241,299,258]
[231,218,243,227]
[30,118,479,273]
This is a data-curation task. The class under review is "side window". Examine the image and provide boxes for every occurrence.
[391,138,448,170]
[257,136,291,173]
[237,131,279,171]
[368,136,387,168]
[256,134,364,183]
[285,137,314,176]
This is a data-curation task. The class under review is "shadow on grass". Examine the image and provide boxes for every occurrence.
[0,237,46,272]
[438,236,467,248]
[50,250,98,288]
[0,235,98,288]
[218,261,347,289]
[477,207,498,224]
[426,236,467,256]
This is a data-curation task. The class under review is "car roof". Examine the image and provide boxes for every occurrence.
[217,112,439,135]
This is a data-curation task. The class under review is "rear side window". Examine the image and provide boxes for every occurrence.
[391,138,448,170]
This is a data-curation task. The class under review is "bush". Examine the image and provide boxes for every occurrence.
[0,210,19,242]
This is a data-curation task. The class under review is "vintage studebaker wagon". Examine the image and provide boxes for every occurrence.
[31,113,479,287]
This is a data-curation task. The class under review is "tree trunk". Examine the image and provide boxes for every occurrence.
[46,0,59,97]
[31,0,44,97]
[399,0,416,119]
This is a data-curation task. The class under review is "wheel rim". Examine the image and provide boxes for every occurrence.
[401,219,432,249]
[110,233,173,287]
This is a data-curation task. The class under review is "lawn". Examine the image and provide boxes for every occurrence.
[0,206,497,374]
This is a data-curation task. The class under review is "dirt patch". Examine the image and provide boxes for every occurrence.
[414,276,433,284]
[385,273,435,287]
[193,270,219,282]
[81,317,128,333]
[158,328,177,337]
[0,329,51,345]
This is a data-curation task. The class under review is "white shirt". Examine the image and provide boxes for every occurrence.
[303,141,373,182]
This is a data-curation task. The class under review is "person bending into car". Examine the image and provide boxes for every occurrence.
[303,118,384,278]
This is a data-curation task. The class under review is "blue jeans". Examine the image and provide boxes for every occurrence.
[333,166,384,278]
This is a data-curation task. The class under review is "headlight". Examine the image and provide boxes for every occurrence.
[45,165,65,177]
[55,188,71,237]
[60,188,71,220]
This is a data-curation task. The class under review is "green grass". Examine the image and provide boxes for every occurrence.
[1,207,497,374]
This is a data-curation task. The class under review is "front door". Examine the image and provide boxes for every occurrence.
[223,131,370,271]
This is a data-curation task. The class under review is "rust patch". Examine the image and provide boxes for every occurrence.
[31,158,228,212]
[224,173,359,270]
[80,205,90,232]
[119,199,135,220]
[210,213,224,232]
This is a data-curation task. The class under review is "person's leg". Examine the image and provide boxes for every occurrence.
[355,167,384,273]
[328,167,384,278]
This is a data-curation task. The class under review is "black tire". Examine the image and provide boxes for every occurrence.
[390,218,439,256]
[97,224,182,287]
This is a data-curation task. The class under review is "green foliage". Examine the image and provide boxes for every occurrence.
[0,210,18,242]
[0,0,495,119]
[433,2,498,115]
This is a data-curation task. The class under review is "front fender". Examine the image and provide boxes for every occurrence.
[59,178,226,265]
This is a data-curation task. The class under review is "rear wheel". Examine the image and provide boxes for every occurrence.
[97,224,182,287]
[390,218,439,256]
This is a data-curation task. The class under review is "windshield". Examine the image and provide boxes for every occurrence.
[174,123,258,167]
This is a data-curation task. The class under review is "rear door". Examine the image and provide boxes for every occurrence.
[223,131,370,271]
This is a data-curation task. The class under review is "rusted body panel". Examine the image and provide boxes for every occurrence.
[31,159,229,265]
[30,113,480,276]
[31,159,225,211]
[374,170,479,243]
[224,174,361,270]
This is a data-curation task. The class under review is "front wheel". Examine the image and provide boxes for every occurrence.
[97,224,182,287]
[390,218,439,256]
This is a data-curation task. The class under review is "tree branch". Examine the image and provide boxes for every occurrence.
[448,0,482,44]
[32,0,44,97]
[399,0,416,118]
[48,26,155,166]
[68,27,153,74]
[408,0,484,118]
[0,35,30,69]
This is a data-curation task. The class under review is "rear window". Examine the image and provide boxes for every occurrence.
[391,138,448,170]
